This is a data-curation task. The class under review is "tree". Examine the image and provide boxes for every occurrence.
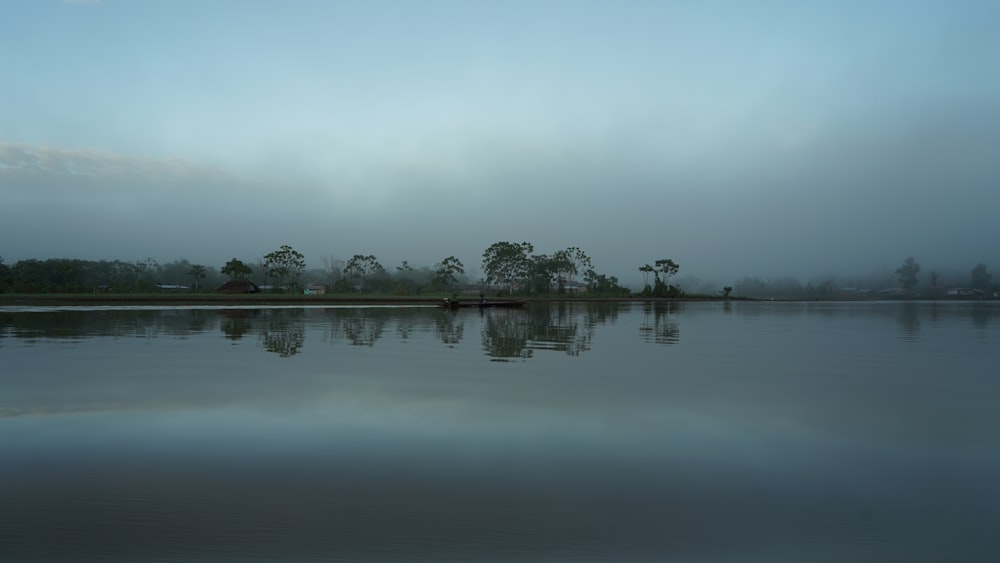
[638,264,654,290]
[0,257,10,292]
[584,268,627,295]
[186,264,207,291]
[431,256,464,291]
[344,254,384,292]
[640,259,680,297]
[221,258,253,280]
[526,253,557,294]
[395,261,415,295]
[970,263,992,292]
[263,245,306,290]
[546,250,576,293]
[654,259,679,286]
[482,241,534,295]
[895,257,920,295]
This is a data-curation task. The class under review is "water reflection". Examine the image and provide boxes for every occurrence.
[482,308,533,360]
[339,309,388,347]
[640,301,681,345]
[2,301,999,562]
[1,301,998,357]
[219,308,256,340]
[261,309,306,357]
[896,302,921,341]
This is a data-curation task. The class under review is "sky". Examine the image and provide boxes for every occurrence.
[2,0,998,287]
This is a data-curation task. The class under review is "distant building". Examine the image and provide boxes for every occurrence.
[218,280,260,294]
[156,284,190,291]
[840,288,873,299]
[304,284,327,295]
[877,288,906,299]
[946,288,985,299]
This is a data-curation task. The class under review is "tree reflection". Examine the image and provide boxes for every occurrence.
[341,309,387,347]
[896,302,921,341]
[435,311,465,346]
[524,302,594,356]
[482,309,533,360]
[260,309,305,357]
[640,302,680,345]
[218,309,257,341]
[5,302,998,361]
[479,303,599,359]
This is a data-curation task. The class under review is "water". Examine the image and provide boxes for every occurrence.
[1,301,998,562]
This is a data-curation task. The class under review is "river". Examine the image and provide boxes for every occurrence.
[1,301,998,562]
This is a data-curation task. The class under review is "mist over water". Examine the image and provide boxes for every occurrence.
[2,302,998,561]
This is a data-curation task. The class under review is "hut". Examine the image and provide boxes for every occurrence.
[217,280,260,294]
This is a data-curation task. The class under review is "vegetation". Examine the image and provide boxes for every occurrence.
[482,241,534,295]
[221,258,253,280]
[263,245,306,290]
[638,258,682,297]
[896,257,920,295]
[1,249,996,301]
[971,263,993,292]
[430,256,465,292]
[344,254,385,293]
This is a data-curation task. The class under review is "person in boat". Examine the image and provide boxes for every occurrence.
[479,293,486,305]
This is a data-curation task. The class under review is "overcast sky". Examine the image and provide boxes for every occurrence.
[2,0,998,286]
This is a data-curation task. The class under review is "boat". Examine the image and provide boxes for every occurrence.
[439,298,527,309]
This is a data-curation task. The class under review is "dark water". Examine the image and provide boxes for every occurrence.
[1,301,998,562]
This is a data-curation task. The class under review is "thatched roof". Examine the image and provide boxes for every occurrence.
[217,280,260,294]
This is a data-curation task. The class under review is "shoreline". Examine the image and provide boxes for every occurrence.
[0,293,746,306]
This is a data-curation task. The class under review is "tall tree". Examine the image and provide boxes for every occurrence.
[895,257,920,294]
[186,264,207,291]
[0,257,10,292]
[638,264,654,289]
[970,263,992,291]
[653,259,681,297]
[557,246,592,286]
[395,261,415,295]
[344,254,384,292]
[527,253,557,294]
[263,245,306,290]
[584,268,626,294]
[482,241,534,295]
[221,258,253,280]
[431,256,465,291]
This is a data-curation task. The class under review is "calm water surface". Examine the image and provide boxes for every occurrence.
[1,301,998,562]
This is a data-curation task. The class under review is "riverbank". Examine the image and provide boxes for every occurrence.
[0,293,745,305]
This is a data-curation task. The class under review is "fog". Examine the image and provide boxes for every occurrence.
[2,1,998,288]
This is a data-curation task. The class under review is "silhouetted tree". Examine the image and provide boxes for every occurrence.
[344,254,384,292]
[482,241,533,295]
[395,261,415,295]
[895,257,920,295]
[186,264,206,291]
[221,258,253,280]
[263,245,306,290]
[431,256,464,291]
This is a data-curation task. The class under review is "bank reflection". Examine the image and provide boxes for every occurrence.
[260,309,306,357]
[481,309,533,360]
[640,302,681,345]
[1,302,998,357]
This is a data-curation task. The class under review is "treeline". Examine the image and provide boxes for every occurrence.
[0,241,634,296]
[734,257,998,299]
